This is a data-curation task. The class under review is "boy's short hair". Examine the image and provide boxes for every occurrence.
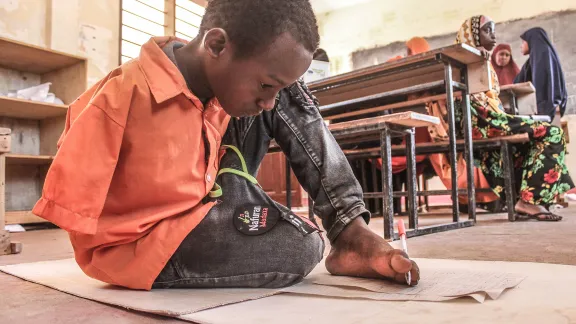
[199,0,319,58]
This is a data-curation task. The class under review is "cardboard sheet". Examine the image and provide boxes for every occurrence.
[0,258,280,316]
[184,259,576,324]
[2,258,576,323]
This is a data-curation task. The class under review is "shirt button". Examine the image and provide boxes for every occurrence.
[206,174,212,182]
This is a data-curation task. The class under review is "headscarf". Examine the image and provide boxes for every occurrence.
[455,15,500,97]
[490,44,520,85]
[456,15,493,47]
[386,37,431,62]
[406,37,430,55]
[514,27,567,118]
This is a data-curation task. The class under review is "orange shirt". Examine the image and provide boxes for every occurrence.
[32,37,231,290]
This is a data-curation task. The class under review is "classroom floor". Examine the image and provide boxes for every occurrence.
[1,206,575,323]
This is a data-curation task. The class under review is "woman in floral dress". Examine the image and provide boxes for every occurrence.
[450,15,573,221]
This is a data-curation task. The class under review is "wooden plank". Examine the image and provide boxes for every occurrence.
[500,82,535,95]
[41,62,88,105]
[329,112,440,133]
[308,44,482,91]
[0,230,11,255]
[0,96,68,119]
[314,65,457,106]
[342,133,531,156]
[165,0,176,36]
[5,210,45,225]
[40,116,65,156]
[5,164,44,211]
[45,0,53,49]
[0,36,86,74]
[323,92,462,121]
[0,135,10,153]
[0,154,5,234]
[467,61,492,94]
[5,154,54,165]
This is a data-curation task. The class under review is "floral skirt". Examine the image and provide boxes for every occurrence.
[457,97,574,207]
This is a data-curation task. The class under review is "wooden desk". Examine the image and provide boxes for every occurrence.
[499,82,536,114]
[299,44,488,239]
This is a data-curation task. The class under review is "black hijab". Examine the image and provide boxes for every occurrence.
[514,27,567,119]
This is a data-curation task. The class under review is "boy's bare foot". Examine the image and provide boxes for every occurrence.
[325,217,420,285]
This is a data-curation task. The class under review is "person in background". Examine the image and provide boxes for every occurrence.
[491,44,520,85]
[514,27,567,122]
[449,15,573,221]
[405,37,430,56]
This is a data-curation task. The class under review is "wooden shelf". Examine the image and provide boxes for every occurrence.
[5,211,45,225]
[5,154,54,165]
[0,96,67,119]
[0,36,86,74]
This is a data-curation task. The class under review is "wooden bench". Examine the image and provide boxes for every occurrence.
[328,112,441,240]
[342,133,529,223]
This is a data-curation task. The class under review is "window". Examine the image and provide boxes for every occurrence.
[175,0,205,41]
[120,0,205,64]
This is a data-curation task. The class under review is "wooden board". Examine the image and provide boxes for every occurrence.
[309,44,482,91]
[5,211,45,225]
[5,164,44,211]
[329,112,440,134]
[0,230,11,255]
[308,45,490,106]
[0,96,68,119]
[323,92,461,121]
[41,62,88,104]
[5,154,54,165]
[0,36,86,74]
[0,118,40,155]
[500,82,535,95]
[40,116,65,156]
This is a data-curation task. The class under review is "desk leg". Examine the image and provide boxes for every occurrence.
[285,157,292,209]
[406,128,418,230]
[444,62,460,222]
[380,127,394,240]
[501,142,516,222]
[462,93,476,222]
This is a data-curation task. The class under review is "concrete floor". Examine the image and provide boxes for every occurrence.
[1,207,575,323]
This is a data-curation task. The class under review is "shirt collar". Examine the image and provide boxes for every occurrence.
[138,36,212,109]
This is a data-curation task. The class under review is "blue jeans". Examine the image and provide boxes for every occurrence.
[153,81,370,289]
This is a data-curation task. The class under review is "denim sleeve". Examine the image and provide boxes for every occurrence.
[270,80,371,243]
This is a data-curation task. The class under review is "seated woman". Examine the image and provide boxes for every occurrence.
[514,27,567,123]
[491,44,520,86]
[450,15,573,221]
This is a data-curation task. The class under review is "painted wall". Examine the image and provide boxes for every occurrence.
[317,0,576,74]
[0,0,120,86]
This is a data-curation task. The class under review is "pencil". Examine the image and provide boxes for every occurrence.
[397,219,411,286]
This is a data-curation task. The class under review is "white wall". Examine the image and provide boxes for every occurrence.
[317,0,576,74]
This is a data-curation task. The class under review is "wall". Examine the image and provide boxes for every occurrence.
[352,10,576,115]
[317,0,576,74]
[0,0,120,86]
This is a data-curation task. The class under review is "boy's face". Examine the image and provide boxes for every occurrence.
[204,31,313,117]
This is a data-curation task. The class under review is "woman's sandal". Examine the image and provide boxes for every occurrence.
[515,212,563,222]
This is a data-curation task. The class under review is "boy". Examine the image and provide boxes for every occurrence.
[33,0,419,290]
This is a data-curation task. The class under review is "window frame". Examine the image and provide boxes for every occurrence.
[119,0,207,65]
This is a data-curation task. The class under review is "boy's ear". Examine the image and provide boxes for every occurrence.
[203,28,229,58]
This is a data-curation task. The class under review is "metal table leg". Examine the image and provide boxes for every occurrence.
[405,128,418,230]
[380,126,394,240]
[443,62,460,222]
[462,93,477,222]
[501,142,516,221]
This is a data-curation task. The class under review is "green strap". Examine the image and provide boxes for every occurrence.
[208,145,260,198]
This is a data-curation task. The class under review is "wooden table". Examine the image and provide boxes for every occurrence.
[301,44,490,239]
